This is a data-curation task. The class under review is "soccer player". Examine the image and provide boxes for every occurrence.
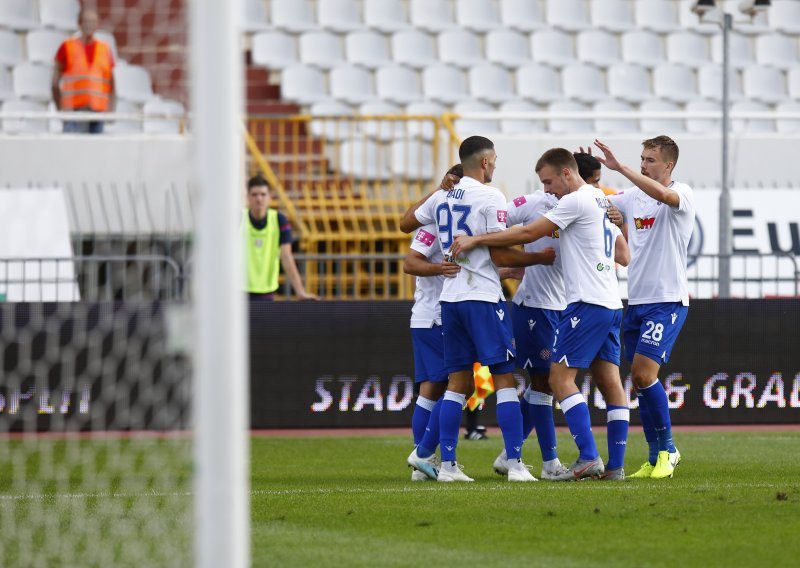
[450,148,631,481]
[403,165,463,481]
[403,136,547,482]
[594,136,695,480]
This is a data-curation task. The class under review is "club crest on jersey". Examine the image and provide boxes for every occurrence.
[497,210,507,223]
[551,228,560,239]
[415,229,435,246]
[634,216,656,230]
[513,196,526,207]
[539,348,551,360]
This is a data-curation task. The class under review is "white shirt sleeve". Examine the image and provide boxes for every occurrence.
[671,182,692,214]
[608,190,631,219]
[414,193,438,226]
[410,224,439,259]
[484,191,508,234]
[544,192,581,230]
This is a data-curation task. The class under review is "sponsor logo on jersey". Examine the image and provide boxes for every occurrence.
[596,262,605,271]
[634,216,656,230]
[513,196,527,207]
[551,228,560,238]
[415,229,436,246]
[497,210,508,223]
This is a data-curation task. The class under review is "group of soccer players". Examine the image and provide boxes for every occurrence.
[401,134,695,482]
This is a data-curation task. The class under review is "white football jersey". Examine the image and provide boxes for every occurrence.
[415,176,507,303]
[506,192,566,310]
[409,223,445,328]
[610,181,695,306]
[544,184,623,310]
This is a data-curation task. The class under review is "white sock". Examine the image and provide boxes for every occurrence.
[543,458,561,470]
[507,458,526,472]
[499,448,507,460]
[441,460,459,472]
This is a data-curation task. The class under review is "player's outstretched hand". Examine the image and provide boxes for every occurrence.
[593,139,621,171]
[440,172,459,190]
[440,260,461,278]
[607,205,624,227]
[499,267,524,280]
[536,247,556,265]
[449,235,477,257]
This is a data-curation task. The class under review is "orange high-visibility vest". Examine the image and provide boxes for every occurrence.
[60,38,113,112]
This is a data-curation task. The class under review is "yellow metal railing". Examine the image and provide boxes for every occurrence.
[244,114,448,299]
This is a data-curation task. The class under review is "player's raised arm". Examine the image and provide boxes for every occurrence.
[399,165,463,233]
[594,139,681,208]
[450,216,559,256]
[403,249,460,278]
[614,234,630,267]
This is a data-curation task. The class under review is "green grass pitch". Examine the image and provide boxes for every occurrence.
[253,431,800,567]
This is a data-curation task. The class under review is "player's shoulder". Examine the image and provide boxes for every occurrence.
[672,181,694,194]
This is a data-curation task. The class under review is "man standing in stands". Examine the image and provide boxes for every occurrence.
[244,175,319,301]
[52,8,116,134]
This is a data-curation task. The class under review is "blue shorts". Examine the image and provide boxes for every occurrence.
[512,304,561,373]
[411,325,448,384]
[623,302,689,364]
[441,300,516,374]
[552,302,622,368]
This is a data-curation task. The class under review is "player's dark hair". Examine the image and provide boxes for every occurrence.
[535,148,578,174]
[447,163,463,177]
[642,135,679,167]
[573,152,601,183]
[247,175,270,192]
[458,136,494,164]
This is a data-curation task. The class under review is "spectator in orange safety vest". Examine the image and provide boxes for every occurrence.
[51,8,116,134]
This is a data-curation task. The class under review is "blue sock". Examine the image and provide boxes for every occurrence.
[438,391,465,463]
[417,398,442,457]
[560,393,598,461]
[639,380,676,454]
[528,389,558,462]
[606,405,629,470]
[496,388,524,460]
[519,390,535,442]
[637,393,659,465]
[411,395,436,446]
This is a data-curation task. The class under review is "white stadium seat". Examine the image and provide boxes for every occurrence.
[652,64,697,104]
[697,64,744,102]
[486,30,530,69]
[410,0,457,33]
[468,64,516,104]
[576,30,622,68]
[634,0,681,34]
[438,29,484,69]
[639,100,684,134]
[547,101,592,134]
[308,100,353,141]
[391,30,437,69]
[531,29,576,68]
[591,0,635,33]
[317,0,363,33]
[299,31,344,70]
[270,0,316,33]
[500,0,546,33]
[718,0,768,35]
[593,100,638,134]
[375,65,422,105]
[755,35,798,71]
[685,99,720,134]
[338,139,392,180]
[453,100,500,138]
[390,138,435,179]
[105,99,141,134]
[405,100,446,141]
[40,0,80,32]
[768,0,800,35]
[26,29,68,65]
[607,63,652,104]
[742,66,787,105]
[711,33,755,70]
[143,98,184,134]
[358,101,404,142]
[517,63,562,103]
[499,99,546,134]
[678,0,720,35]
[545,0,591,32]
[1,99,48,134]
[0,0,38,31]
[562,63,607,104]
[241,0,270,33]
[456,0,503,33]
[114,64,154,104]
[364,0,410,33]
[251,31,298,70]
[12,62,52,101]
[422,64,470,105]
[329,64,376,105]
[666,32,711,69]
[621,31,665,67]
[775,101,800,134]
[0,29,24,67]
[788,67,800,99]
[731,100,774,133]
[280,65,328,104]
[345,31,391,70]
[0,66,15,100]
